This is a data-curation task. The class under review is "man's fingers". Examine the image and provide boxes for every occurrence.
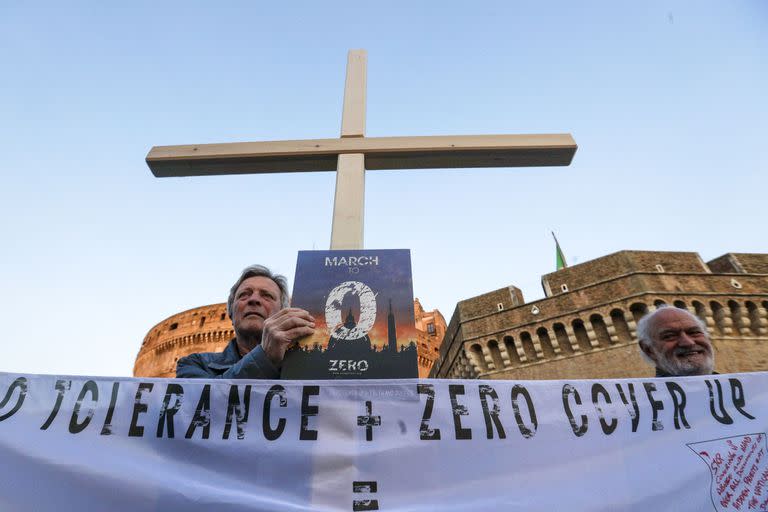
[269,307,314,322]
[262,310,315,346]
[282,325,315,341]
[266,310,315,331]
[269,316,315,331]
[267,322,315,343]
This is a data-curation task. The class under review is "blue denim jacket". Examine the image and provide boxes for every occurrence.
[176,338,280,379]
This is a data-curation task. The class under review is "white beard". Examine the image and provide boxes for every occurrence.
[656,351,715,376]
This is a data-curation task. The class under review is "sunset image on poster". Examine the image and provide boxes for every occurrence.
[282,249,419,379]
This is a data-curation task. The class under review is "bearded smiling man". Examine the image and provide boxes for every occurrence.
[176,265,315,379]
[636,305,716,377]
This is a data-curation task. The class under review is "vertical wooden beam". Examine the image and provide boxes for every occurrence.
[330,154,365,249]
[340,49,367,138]
[331,49,367,249]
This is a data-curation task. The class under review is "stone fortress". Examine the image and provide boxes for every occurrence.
[429,251,768,380]
[134,298,446,379]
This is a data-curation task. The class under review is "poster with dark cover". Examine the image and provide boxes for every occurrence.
[281,249,419,379]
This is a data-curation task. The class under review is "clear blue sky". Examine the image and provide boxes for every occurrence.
[1,1,766,377]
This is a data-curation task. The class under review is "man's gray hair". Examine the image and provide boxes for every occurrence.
[226,264,290,320]
[636,304,708,352]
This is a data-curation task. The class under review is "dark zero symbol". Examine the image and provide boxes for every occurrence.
[353,481,379,511]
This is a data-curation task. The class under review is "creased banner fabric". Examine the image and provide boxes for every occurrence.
[0,371,766,511]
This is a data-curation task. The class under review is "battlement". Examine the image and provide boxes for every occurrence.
[541,250,709,297]
[708,253,768,274]
[456,286,525,318]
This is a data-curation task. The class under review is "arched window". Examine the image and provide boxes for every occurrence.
[571,319,592,352]
[487,339,504,370]
[609,309,631,343]
[746,301,762,335]
[630,303,648,324]
[710,301,726,334]
[520,331,538,361]
[692,301,708,325]
[590,314,611,347]
[536,327,557,358]
[503,336,523,365]
[728,300,746,334]
[468,343,488,372]
[553,322,574,354]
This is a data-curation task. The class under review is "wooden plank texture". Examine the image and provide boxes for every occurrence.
[146,134,577,177]
[340,50,367,138]
[330,153,365,249]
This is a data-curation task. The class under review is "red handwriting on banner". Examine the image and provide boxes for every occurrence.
[689,433,768,511]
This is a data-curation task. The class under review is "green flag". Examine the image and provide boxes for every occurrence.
[552,232,567,270]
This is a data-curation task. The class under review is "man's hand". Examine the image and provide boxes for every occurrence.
[260,308,315,367]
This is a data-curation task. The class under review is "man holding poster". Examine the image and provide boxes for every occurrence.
[176,265,315,379]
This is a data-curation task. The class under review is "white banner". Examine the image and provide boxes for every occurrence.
[1,371,767,511]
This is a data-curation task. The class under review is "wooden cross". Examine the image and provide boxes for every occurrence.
[146,50,577,249]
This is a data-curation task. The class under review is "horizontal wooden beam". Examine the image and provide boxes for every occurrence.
[146,134,577,177]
